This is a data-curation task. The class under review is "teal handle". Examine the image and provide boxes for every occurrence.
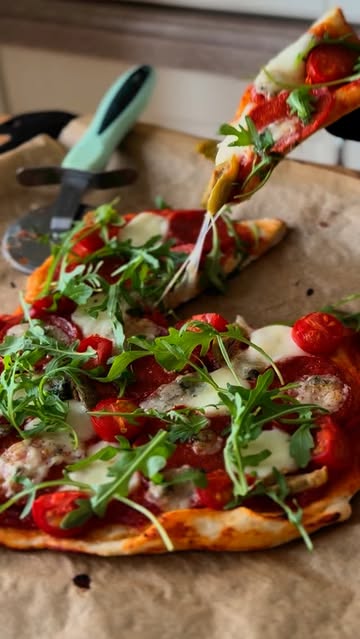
[62,65,156,171]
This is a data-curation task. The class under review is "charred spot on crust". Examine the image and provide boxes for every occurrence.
[73,573,91,589]
[306,288,314,296]
[319,511,342,524]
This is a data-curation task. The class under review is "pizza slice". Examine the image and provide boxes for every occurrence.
[0,299,359,554]
[23,204,286,316]
[203,6,360,213]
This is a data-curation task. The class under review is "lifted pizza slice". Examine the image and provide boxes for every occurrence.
[203,7,360,213]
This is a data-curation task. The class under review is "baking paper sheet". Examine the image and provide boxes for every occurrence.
[0,123,359,639]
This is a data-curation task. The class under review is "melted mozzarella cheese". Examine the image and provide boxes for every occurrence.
[72,294,114,342]
[69,459,113,488]
[119,212,169,246]
[68,441,114,487]
[67,400,95,441]
[254,31,316,96]
[0,434,84,497]
[5,322,29,338]
[244,428,297,479]
[68,442,141,492]
[141,366,249,416]
[245,325,306,368]
[146,474,195,511]
[72,292,161,345]
[267,117,299,143]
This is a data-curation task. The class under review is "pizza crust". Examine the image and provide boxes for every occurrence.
[0,488,352,555]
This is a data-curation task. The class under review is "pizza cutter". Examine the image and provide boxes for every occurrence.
[2,64,156,273]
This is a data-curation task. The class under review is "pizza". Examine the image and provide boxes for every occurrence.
[1,6,360,555]
[203,6,360,213]
[0,199,359,555]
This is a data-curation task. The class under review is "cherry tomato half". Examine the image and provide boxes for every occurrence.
[32,490,89,537]
[188,313,229,333]
[306,43,358,84]
[90,397,145,442]
[311,415,350,474]
[292,312,345,355]
[77,334,113,371]
[196,469,233,509]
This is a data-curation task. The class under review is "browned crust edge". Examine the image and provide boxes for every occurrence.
[0,488,353,556]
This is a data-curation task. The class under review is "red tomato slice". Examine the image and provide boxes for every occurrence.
[196,469,233,509]
[77,334,113,370]
[249,88,333,154]
[311,415,350,474]
[71,228,105,259]
[305,43,358,84]
[90,397,145,442]
[292,312,345,355]
[32,490,89,537]
[30,294,76,319]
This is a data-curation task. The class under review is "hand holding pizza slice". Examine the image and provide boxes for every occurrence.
[203,7,360,213]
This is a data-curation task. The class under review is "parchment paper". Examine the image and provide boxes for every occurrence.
[0,123,360,639]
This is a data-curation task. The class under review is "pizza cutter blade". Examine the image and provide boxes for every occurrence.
[2,64,156,274]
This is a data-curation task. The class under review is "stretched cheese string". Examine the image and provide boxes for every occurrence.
[158,207,226,304]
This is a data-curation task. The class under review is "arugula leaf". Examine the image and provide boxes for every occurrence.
[289,421,315,468]
[161,467,207,488]
[154,196,172,210]
[56,264,102,305]
[287,87,316,123]
[61,497,93,529]
[218,122,253,146]
[219,116,274,157]
[165,409,208,443]
[128,323,219,372]
[265,468,313,551]
[86,430,174,517]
